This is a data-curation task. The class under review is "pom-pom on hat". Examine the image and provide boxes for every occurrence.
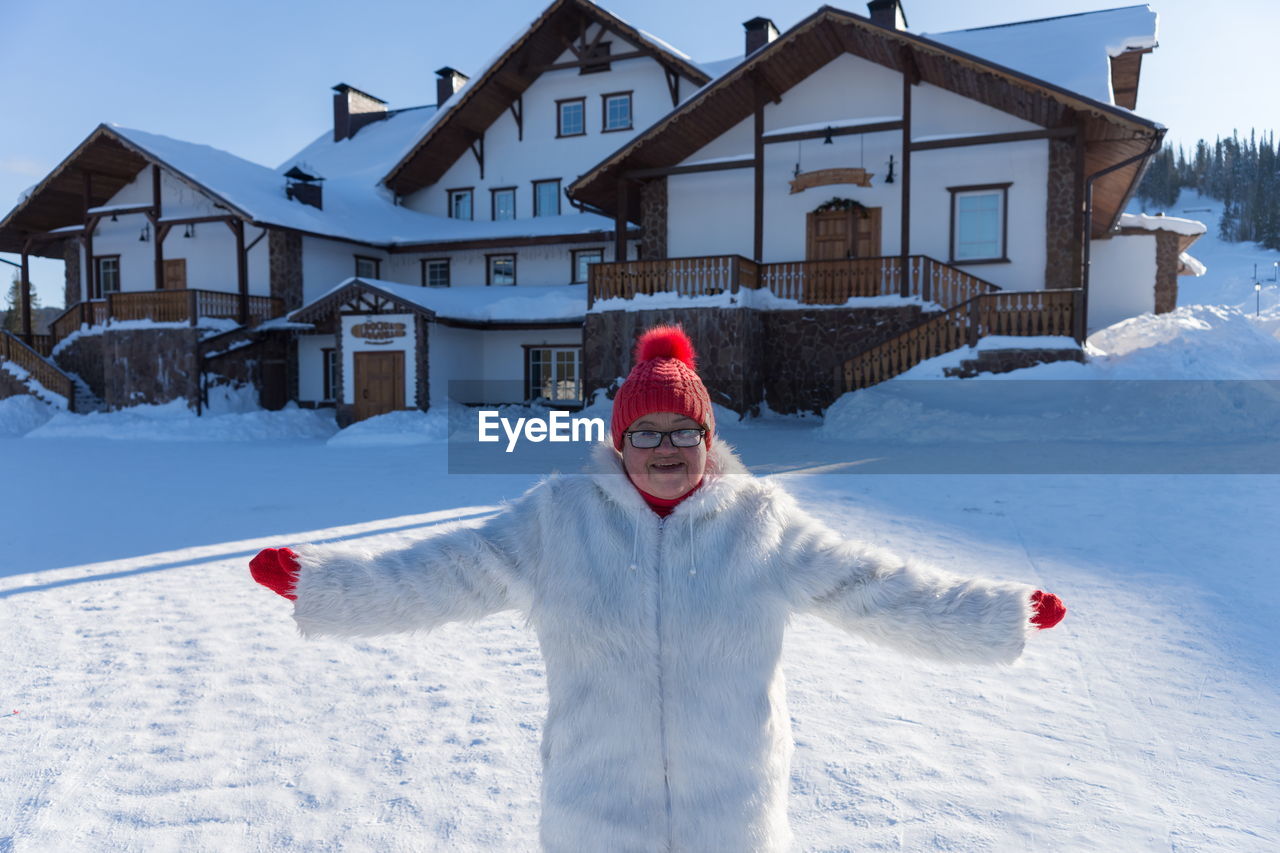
[611,325,715,450]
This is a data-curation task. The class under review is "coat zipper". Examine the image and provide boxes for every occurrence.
[654,515,674,851]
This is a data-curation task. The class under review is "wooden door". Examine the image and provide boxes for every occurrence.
[353,351,404,422]
[806,209,882,259]
[162,258,187,290]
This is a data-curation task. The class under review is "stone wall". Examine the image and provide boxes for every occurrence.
[101,327,202,409]
[202,331,292,410]
[1153,231,1179,314]
[52,333,106,400]
[585,304,932,415]
[269,228,304,311]
[0,364,33,401]
[639,178,668,260]
[64,238,81,307]
[1044,138,1082,291]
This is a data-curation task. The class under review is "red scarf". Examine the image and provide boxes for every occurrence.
[633,480,703,517]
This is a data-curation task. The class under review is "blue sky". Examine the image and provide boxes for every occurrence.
[2,0,1274,308]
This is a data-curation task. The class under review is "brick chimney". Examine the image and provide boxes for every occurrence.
[436,66,469,107]
[867,0,908,30]
[743,17,779,57]
[332,84,388,142]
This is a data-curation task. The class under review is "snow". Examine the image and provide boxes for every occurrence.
[298,278,588,324]
[3,192,1279,851]
[1180,252,1206,277]
[926,5,1159,105]
[590,288,940,313]
[1117,211,1207,237]
[111,126,615,248]
[0,361,69,410]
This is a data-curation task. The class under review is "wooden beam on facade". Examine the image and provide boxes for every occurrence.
[83,171,95,302]
[510,96,524,141]
[753,100,765,261]
[908,126,1077,152]
[388,229,636,254]
[664,68,680,108]
[900,67,913,297]
[232,218,248,326]
[19,241,32,341]
[469,134,485,180]
[763,119,904,146]
[536,50,647,73]
[152,165,163,292]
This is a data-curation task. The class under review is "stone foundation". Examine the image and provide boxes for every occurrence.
[585,304,932,415]
[52,333,107,400]
[943,347,1084,379]
[639,178,667,260]
[101,327,202,410]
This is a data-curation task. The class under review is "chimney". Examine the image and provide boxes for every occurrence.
[743,17,779,57]
[867,0,908,30]
[332,83,388,142]
[436,66,469,107]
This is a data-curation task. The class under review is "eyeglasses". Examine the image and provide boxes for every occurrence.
[625,428,706,449]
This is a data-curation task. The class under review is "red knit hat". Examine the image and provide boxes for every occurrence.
[611,325,715,450]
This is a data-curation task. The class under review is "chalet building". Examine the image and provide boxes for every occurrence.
[0,0,1204,421]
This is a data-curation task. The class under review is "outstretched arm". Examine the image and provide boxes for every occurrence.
[773,490,1060,664]
[250,496,541,639]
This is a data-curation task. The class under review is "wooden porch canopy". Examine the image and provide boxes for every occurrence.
[381,0,711,197]
[568,5,1164,239]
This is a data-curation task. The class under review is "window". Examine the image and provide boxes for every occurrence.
[949,183,1010,263]
[92,255,120,299]
[526,346,582,402]
[572,248,604,284]
[448,188,474,220]
[581,41,612,74]
[533,179,561,217]
[487,254,516,286]
[321,348,338,402]
[354,255,381,279]
[491,187,516,221]
[556,98,586,137]
[422,258,451,288]
[601,92,632,132]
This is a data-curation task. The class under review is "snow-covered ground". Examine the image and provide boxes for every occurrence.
[2,193,1279,850]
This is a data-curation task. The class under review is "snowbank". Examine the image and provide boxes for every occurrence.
[326,409,452,447]
[25,399,338,442]
[0,395,55,437]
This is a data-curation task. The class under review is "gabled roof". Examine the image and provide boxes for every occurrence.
[0,118,618,256]
[569,4,1165,237]
[381,0,711,197]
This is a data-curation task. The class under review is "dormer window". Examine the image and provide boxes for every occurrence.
[557,98,586,138]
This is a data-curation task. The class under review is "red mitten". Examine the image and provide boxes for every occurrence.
[250,547,300,600]
[1030,590,1066,630]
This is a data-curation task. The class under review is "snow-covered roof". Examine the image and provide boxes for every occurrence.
[110,124,615,248]
[1117,212,1207,237]
[925,5,1158,104]
[293,277,588,325]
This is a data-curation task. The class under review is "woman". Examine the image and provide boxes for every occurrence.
[250,325,1065,852]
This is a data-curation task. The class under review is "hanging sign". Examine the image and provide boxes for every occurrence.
[789,168,874,194]
[352,321,407,345]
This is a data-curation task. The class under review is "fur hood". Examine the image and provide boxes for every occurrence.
[292,441,1036,852]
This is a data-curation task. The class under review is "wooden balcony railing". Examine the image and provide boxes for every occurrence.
[589,255,1001,308]
[48,291,284,347]
[0,329,76,410]
[842,289,1083,392]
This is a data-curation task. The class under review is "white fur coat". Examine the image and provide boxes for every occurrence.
[291,441,1035,852]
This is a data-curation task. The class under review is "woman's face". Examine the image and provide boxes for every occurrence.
[621,411,709,500]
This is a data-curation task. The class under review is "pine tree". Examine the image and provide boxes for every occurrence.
[2,272,41,334]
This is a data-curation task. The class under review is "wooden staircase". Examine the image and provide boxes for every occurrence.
[0,330,79,411]
[842,288,1084,392]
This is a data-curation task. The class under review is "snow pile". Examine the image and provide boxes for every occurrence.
[0,395,54,437]
[327,409,452,447]
[1117,211,1207,237]
[820,305,1280,445]
[589,288,938,314]
[26,399,338,442]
